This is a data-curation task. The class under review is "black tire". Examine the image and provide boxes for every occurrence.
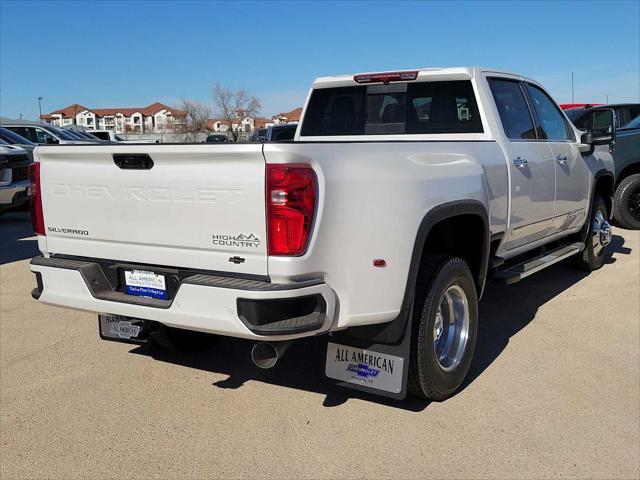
[407,255,478,401]
[152,325,217,353]
[575,194,610,271]
[613,174,640,230]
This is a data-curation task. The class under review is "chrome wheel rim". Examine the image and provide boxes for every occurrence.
[433,284,470,372]
[592,209,612,257]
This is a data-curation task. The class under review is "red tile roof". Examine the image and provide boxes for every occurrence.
[91,107,142,117]
[276,107,303,122]
[48,103,88,117]
[143,102,175,115]
[42,102,185,119]
[254,116,272,129]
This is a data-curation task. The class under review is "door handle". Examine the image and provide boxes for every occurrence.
[555,155,568,163]
[512,157,528,167]
[113,154,154,170]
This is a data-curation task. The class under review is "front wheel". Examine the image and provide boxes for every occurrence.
[407,255,478,401]
[613,174,640,230]
[575,194,612,271]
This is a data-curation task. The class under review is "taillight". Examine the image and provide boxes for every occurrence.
[29,162,45,235]
[266,164,317,256]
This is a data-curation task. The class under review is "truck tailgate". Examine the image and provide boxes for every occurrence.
[36,144,268,276]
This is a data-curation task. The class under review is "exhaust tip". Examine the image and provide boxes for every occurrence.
[251,341,290,369]
[251,342,279,369]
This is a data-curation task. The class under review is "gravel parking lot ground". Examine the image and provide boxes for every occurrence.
[1,210,638,479]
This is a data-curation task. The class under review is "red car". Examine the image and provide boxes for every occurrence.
[559,103,602,110]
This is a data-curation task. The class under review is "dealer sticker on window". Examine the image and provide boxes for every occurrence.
[325,342,404,394]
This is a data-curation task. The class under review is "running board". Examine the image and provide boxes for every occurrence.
[493,242,584,285]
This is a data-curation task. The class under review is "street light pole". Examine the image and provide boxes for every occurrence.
[37,96,44,124]
[571,72,574,105]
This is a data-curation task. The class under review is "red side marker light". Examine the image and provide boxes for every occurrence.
[373,259,387,268]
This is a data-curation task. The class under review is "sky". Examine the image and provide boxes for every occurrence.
[1,0,638,121]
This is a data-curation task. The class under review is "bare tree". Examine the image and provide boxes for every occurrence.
[178,99,212,142]
[213,82,261,142]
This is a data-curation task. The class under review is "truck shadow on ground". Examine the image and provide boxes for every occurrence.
[0,211,39,265]
[131,234,631,412]
[462,233,630,394]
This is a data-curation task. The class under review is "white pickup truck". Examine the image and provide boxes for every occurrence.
[29,67,617,401]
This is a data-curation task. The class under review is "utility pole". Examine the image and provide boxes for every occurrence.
[37,96,44,124]
[571,72,574,105]
[606,95,609,104]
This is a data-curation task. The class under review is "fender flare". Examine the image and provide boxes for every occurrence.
[348,200,490,344]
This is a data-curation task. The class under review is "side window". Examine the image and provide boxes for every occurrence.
[525,84,572,141]
[35,129,49,143]
[34,128,58,144]
[406,80,483,134]
[572,111,591,130]
[7,127,36,143]
[628,106,640,124]
[488,79,537,140]
[615,108,628,128]
[301,86,366,136]
[24,128,39,143]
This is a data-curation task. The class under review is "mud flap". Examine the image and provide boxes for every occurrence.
[324,307,413,400]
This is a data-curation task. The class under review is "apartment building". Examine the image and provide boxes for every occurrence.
[41,102,185,134]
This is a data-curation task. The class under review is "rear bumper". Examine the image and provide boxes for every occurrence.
[30,256,336,341]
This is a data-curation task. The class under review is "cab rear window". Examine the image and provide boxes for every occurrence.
[300,80,483,136]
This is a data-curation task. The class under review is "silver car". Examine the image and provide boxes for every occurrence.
[0,123,99,145]
[0,127,36,161]
[0,140,31,212]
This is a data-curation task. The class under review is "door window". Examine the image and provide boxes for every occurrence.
[35,128,56,144]
[628,106,640,124]
[614,107,640,128]
[614,108,628,128]
[525,84,572,141]
[6,127,37,143]
[488,79,537,140]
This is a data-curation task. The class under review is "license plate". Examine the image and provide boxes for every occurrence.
[124,269,167,299]
[99,314,142,340]
[325,342,404,394]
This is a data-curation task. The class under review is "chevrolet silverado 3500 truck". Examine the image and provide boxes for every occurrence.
[29,67,617,401]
